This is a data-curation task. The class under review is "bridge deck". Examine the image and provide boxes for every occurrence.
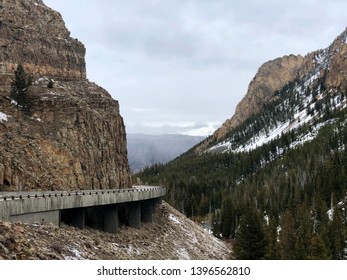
[0,186,166,226]
[0,186,162,202]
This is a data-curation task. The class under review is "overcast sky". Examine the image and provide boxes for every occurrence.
[44,0,346,136]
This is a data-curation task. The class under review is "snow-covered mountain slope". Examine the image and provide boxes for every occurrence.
[206,28,347,155]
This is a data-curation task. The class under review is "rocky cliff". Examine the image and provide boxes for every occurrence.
[0,0,86,87]
[196,27,347,153]
[0,0,132,191]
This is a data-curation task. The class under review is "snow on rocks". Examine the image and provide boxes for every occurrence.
[169,214,181,224]
[0,112,9,122]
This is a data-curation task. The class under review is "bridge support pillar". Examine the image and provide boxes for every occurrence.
[153,197,162,211]
[61,208,85,230]
[104,204,119,233]
[128,201,141,229]
[141,199,154,223]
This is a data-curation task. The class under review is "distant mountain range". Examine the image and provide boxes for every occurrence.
[127,134,204,173]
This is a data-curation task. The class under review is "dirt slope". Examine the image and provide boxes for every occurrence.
[0,201,231,260]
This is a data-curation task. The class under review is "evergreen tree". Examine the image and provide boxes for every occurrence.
[264,215,279,259]
[279,210,297,259]
[312,193,329,233]
[233,204,267,259]
[329,207,346,259]
[47,79,54,88]
[198,193,209,216]
[10,64,32,111]
[295,206,313,259]
[211,210,222,238]
[308,234,331,260]
[220,197,235,238]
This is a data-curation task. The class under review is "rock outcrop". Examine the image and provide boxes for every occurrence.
[196,27,347,153]
[0,0,132,190]
[215,54,306,140]
[0,0,86,87]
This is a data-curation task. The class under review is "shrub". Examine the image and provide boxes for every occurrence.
[47,79,54,89]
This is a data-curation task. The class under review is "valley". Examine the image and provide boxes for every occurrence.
[136,28,347,260]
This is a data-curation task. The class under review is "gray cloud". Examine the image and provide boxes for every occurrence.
[45,0,347,135]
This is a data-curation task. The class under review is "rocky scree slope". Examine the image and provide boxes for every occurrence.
[0,201,231,260]
[0,0,132,191]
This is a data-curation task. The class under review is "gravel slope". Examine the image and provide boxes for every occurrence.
[0,201,231,260]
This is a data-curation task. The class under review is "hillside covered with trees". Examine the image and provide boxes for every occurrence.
[135,29,347,260]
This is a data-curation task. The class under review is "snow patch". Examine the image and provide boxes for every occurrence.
[33,2,48,9]
[176,248,190,260]
[34,77,47,85]
[64,246,85,260]
[169,214,181,224]
[315,53,325,65]
[0,112,9,122]
[208,67,347,155]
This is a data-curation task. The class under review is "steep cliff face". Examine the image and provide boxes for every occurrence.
[324,29,347,89]
[196,27,347,153]
[215,54,306,139]
[0,0,86,87]
[0,0,132,191]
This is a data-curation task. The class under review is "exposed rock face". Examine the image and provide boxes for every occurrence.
[196,27,347,153]
[324,29,347,89]
[0,0,86,88]
[0,0,132,190]
[215,54,305,139]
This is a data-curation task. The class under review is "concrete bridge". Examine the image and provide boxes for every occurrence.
[0,186,166,233]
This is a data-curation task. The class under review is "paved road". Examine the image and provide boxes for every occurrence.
[0,186,162,202]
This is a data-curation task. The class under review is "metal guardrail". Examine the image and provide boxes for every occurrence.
[0,186,163,202]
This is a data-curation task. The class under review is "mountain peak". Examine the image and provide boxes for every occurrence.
[196,27,347,153]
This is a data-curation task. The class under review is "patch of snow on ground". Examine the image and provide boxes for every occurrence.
[304,71,320,87]
[328,209,333,221]
[169,214,181,224]
[236,120,290,153]
[34,77,47,85]
[315,52,326,65]
[0,112,8,122]
[210,90,347,154]
[290,119,336,149]
[176,248,190,260]
[64,246,85,260]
